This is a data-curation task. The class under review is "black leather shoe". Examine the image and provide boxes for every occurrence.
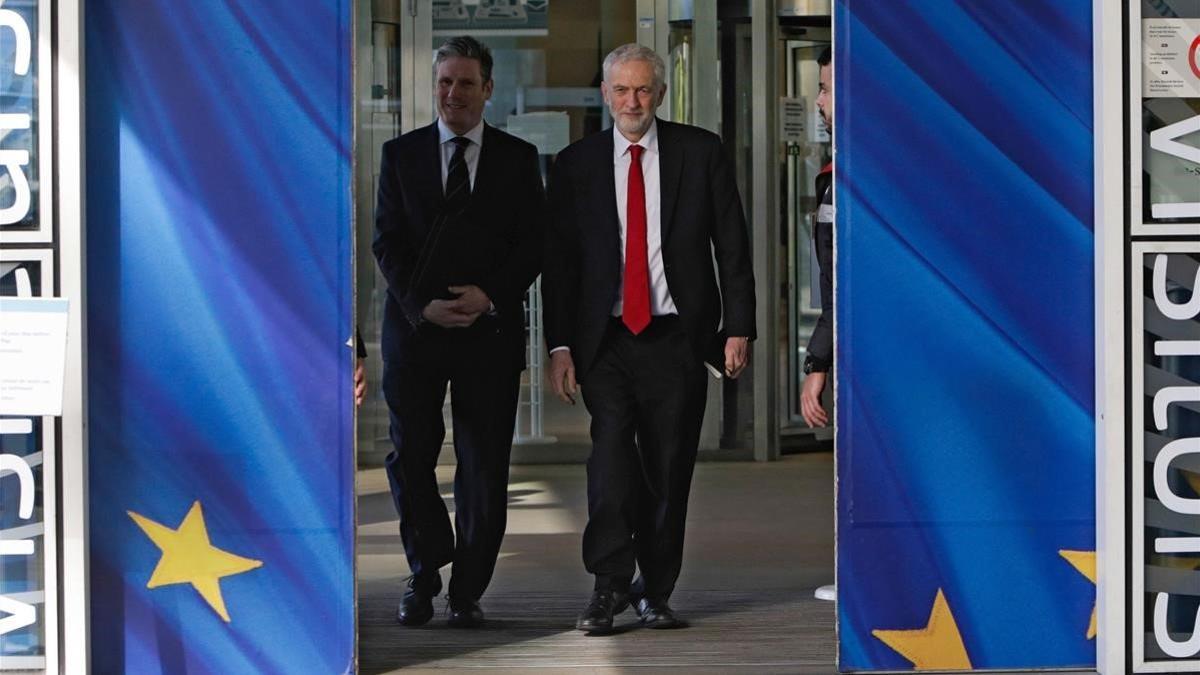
[446,598,485,628]
[396,575,441,626]
[575,590,629,634]
[633,596,685,629]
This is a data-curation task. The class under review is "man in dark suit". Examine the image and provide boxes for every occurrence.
[373,35,544,628]
[801,45,834,430]
[543,43,756,633]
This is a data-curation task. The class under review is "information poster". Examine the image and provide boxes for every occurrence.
[0,297,69,416]
[779,97,806,144]
[507,111,569,155]
[1142,18,1200,98]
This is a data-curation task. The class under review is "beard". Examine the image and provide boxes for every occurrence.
[615,112,653,138]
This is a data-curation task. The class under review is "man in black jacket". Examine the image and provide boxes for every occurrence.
[801,46,834,429]
[373,36,544,628]
[543,43,756,633]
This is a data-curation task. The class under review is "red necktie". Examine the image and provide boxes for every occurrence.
[623,144,650,334]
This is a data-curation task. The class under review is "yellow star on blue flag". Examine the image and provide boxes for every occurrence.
[129,501,263,622]
[1058,549,1096,640]
[872,588,972,669]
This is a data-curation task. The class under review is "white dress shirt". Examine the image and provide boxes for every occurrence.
[437,118,484,191]
[549,123,678,356]
[611,121,678,317]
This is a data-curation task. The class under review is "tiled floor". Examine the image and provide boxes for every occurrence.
[358,454,838,672]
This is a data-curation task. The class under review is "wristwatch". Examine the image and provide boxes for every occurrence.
[406,308,426,329]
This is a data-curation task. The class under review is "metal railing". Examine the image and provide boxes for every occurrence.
[514,275,555,444]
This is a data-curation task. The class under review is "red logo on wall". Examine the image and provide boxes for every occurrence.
[1190,33,1200,79]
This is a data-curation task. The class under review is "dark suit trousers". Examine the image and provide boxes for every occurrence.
[581,316,708,600]
[382,318,520,602]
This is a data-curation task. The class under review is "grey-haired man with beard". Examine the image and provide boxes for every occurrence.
[543,43,756,633]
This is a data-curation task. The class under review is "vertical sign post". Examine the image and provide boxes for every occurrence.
[0,0,63,671]
[1099,2,1200,673]
[0,0,78,667]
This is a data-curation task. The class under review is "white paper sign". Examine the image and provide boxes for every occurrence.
[0,297,69,416]
[1142,18,1200,98]
[506,111,570,156]
[780,97,806,143]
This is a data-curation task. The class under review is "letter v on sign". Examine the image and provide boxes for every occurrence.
[0,595,35,636]
[1149,114,1200,220]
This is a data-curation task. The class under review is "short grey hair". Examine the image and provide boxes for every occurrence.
[435,35,494,82]
[602,43,666,91]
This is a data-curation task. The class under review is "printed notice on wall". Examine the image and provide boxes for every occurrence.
[0,297,69,416]
[1142,18,1200,97]
[780,97,806,144]
[507,112,569,156]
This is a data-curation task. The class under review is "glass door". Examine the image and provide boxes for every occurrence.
[356,1,405,465]
[355,1,639,459]
[779,27,831,444]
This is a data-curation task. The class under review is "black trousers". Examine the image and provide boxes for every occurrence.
[381,320,520,602]
[581,316,708,600]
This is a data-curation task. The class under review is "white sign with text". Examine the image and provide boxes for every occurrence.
[1143,18,1200,98]
[0,297,69,416]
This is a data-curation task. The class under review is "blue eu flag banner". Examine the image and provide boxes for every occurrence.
[835,1,1096,670]
[85,2,354,672]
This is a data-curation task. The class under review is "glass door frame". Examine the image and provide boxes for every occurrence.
[381,1,786,462]
[643,0,784,461]
[780,31,831,439]
[377,0,624,456]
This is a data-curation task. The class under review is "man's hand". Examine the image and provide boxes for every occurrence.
[354,358,367,407]
[724,336,750,379]
[800,371,828,428]
[421,299,480,328]
[548,350,577,405]
[446,285,492,316]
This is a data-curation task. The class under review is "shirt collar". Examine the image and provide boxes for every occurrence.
[612,119,658,160]
[437,118,485,147]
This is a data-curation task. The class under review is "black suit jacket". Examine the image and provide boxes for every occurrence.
[805,168,834,371]
[373,122,545,370]
[543,119,756,381]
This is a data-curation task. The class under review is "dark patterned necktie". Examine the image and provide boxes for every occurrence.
[445,136,471,214]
